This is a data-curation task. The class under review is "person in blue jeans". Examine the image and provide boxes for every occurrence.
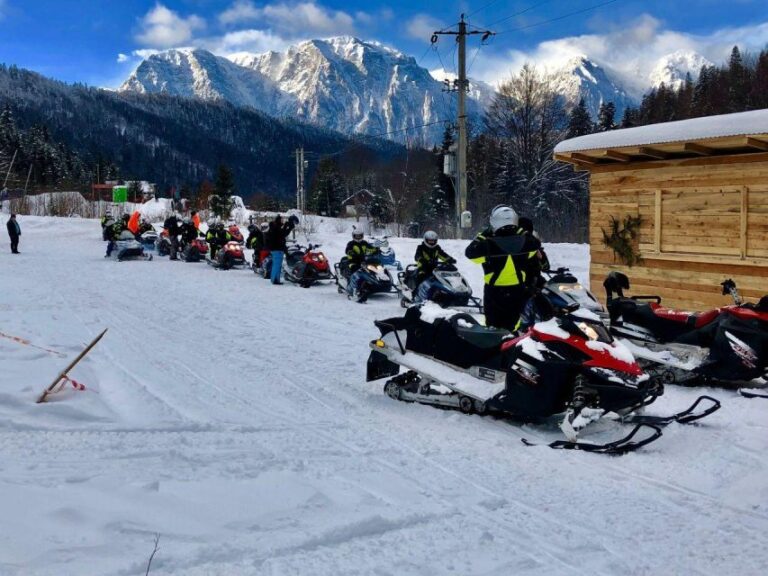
[265,214,297,284]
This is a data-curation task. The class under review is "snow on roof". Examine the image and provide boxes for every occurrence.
[555,109,768,154]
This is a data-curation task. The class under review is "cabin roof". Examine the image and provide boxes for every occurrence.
[554,109,768,168]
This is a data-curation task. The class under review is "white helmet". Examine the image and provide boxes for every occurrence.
[423,230,438,247]
[352,230,364,241]
[489,205,519,232]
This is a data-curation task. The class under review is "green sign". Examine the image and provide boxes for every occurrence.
[112,186,127,203]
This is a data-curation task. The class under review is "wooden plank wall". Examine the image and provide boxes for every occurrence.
[589,160,768,311]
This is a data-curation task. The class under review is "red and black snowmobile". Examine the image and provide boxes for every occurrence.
[604,272,768,389]
[228,224,245,245]
[367,303,719,454]
[207,241,246,270]
[180,238,209,262]
[282,242,333,287]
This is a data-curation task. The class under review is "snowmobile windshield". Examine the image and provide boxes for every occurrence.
[575,319,613,344]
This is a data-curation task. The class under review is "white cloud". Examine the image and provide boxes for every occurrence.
[135,3,206,48]
[211,29,292,54]
[469,15,768,95]
[116,53,130,63]
[132,48,163,60]
[219,0,259,26]
[217,1,356,38]
[406,14,444,41]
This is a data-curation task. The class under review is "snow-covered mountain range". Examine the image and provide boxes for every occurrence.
[121,37,489,143]
[120,38,711,140]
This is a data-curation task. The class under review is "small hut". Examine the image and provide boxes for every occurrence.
[554,109,768,310]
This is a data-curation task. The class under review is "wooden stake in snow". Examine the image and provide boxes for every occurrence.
[36,329,108,404]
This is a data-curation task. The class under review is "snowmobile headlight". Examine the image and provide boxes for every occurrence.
[375,339,385,348]
[559,284,582,292]
[578,322,599,341]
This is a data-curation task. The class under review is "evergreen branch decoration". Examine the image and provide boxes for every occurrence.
[602,214,643,266]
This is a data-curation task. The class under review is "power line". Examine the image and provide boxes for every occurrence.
[467,0,504,20]
[496,0,622,35]
[485,0,555,28]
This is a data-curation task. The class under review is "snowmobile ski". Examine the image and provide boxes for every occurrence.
[620,395,721,425]
[521,423,663,455]
[738,388,768,399]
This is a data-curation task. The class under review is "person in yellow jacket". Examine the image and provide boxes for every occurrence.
[465,206,541,332]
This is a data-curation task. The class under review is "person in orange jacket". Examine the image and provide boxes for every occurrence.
[127,211,141,235]
[191,210,201,230]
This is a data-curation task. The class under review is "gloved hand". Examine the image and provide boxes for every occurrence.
[447,257,457,264]
[288,214,300,226]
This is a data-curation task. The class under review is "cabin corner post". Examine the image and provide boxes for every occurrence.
[654,189,662,254]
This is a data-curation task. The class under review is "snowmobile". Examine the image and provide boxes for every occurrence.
[139,229,159,253]
[207,241,246,270]
[367,303,719,453]
[396,262,482,311]
[111,230,152,262]
[371,236,402,271]
[539,267,605,316]
[604,272,768,388]
[282,242,333,287]
[335,255,395,302]
[180,237,209,262]
[228,224,245,245]
[156,230,172,257]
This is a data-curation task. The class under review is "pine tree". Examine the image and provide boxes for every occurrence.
[728,46,749,112]
[597,101,616,131]
[310,157,344,217]
[128,180,142,203]
[619,107,638,128]
[567,98,593,137]
[210,164,235,219]
[748,49,768,109]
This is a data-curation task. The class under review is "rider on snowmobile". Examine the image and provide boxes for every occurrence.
[345,230,380,300]
[138,218,154,235]
[413,231,456,302]
[179,217,199,248]
[206,221,231,259]
[246,223,264,252]
[465,206,542,332]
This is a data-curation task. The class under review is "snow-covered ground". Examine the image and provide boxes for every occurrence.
[1,216,766,576]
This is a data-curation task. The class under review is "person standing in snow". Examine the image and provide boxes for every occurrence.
[6,213,21,254]
[465,206,541,332]
[265,214,297,284]
[163,213,181,261]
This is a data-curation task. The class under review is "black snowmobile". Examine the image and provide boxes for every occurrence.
[604,272,768,388]
[110,230,152,262]
[367,304,719,453]
[396,262,482,311]
[335,255,395,302]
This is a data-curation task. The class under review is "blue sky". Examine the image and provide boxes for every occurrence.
[1,0,766,88]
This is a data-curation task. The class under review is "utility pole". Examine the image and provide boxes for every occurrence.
[3,149,18,188]
[294,147,307,212]
[433,15,494,238]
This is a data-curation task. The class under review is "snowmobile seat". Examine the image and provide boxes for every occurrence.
[402,308,510,369]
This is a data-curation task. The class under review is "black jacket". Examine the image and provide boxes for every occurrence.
[345,240,378,271]
[6,219,20,239]
[179,223,199,243]
[246,228,264,251]
[465,226,541,289]
[163,216,180,236]
[265,220,294,251]
[414,243,453,279]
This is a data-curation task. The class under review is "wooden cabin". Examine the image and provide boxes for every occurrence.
[554,109,768,310]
